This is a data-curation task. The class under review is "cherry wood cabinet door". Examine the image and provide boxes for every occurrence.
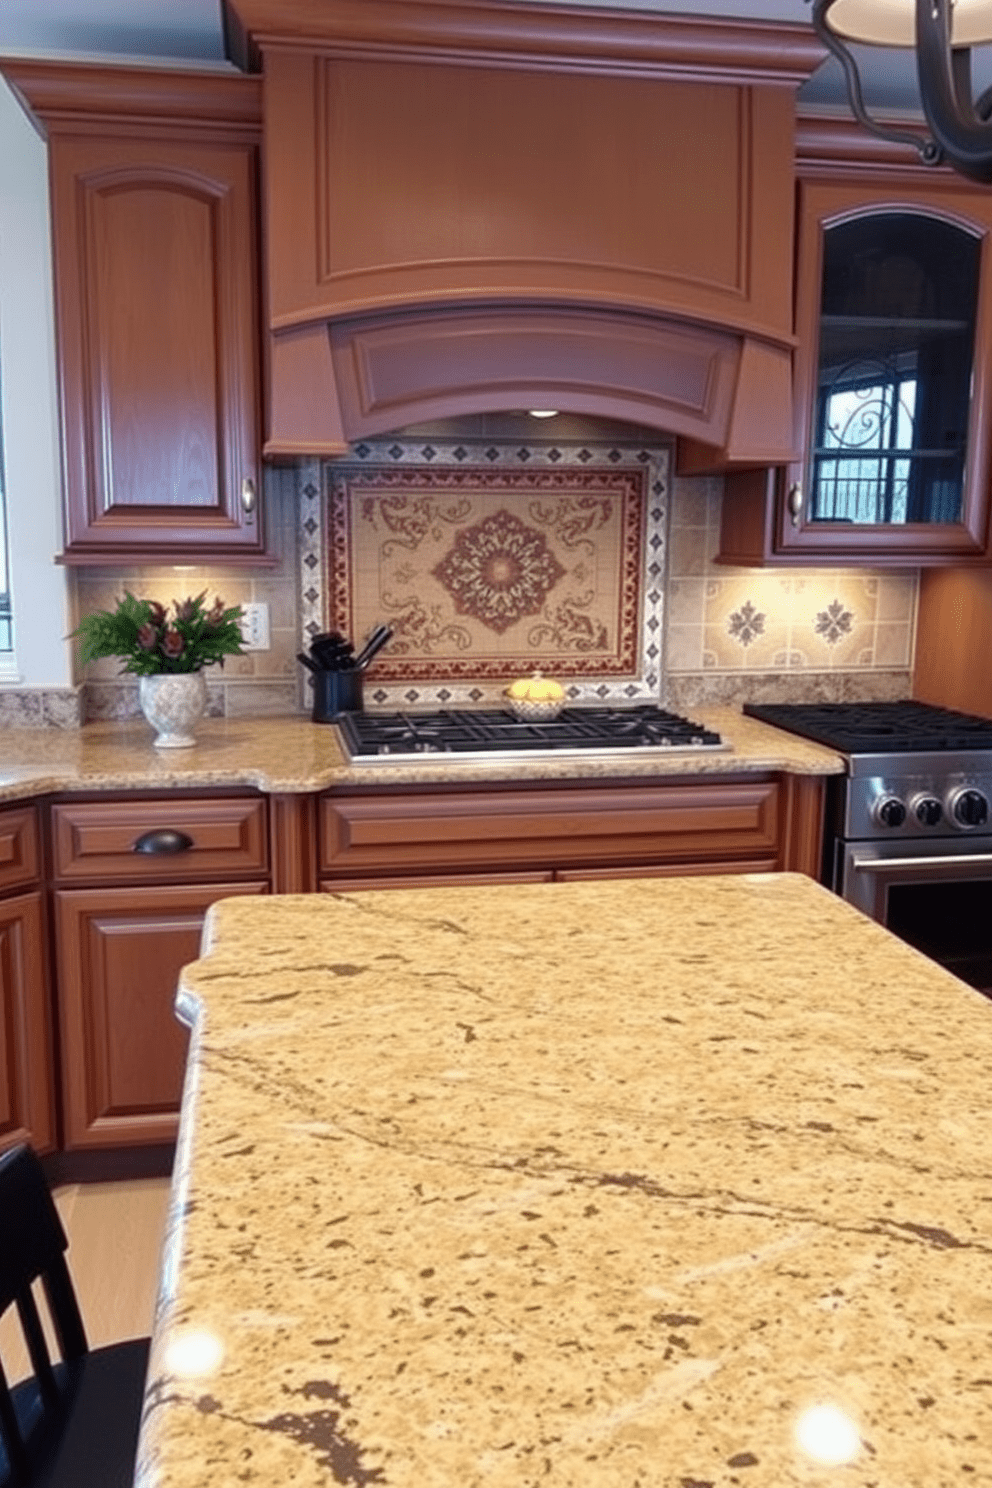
[48,134,264,562]
[54,881,266,1150]
[0,892,54,1155]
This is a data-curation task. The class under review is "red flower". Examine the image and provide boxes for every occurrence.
[147,601,167,627]
[161,628,185,658]
[136,623,158,651]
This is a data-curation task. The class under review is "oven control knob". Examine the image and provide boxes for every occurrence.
[874,795,906,829]
[951,787,989,828]
[912,794,943,827]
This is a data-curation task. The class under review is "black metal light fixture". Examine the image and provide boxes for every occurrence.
[811,0,992,182]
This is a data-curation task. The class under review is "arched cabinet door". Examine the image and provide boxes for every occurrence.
[719,177,992,566]
[48,132,265,563]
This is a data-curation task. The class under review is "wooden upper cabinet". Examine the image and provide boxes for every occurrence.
[2,63,267,564]
[254,5,822,458]
[719,171,992,566]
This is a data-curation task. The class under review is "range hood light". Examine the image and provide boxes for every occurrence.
[528,409,559,418]
[811,0,992,182]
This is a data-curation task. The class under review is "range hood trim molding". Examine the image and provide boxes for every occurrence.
[225,0,826,86]
[264,304,796,462]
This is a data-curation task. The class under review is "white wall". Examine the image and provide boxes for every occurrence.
[0,74,71,688]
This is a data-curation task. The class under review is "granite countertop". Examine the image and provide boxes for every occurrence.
[139,873,992,1488]
[0,708,842,802]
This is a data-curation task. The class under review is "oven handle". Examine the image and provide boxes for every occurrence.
[851,852,992,871]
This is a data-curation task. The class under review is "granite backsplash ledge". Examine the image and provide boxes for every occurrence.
[2,424,918,728]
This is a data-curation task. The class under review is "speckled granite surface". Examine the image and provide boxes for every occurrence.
[139,874,992,1488]
[0,709,842,802]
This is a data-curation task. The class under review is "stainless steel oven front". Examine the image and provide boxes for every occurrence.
[836,833,992,996]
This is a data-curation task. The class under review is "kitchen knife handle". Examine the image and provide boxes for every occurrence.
[133,828,195,855]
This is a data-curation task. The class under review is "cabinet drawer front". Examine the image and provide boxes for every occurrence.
[0,807,40,893]
[51,797,268,882]
[320,782,780,877]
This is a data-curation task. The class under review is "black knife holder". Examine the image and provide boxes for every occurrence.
[311,667,363,722]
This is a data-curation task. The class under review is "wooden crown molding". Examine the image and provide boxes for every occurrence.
[795,108,958,177]
[225,0,825,84]
[0,59,262,137]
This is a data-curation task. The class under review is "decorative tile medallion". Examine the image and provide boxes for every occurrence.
[727,600,766,648]
[300,440,669,708]
[814,598,855,645]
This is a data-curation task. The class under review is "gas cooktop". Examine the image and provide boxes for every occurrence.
[743,700,992,756]
[337,706,726,761]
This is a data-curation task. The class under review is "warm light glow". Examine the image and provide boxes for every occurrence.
[824,0,992,47]
[794,1403,861,1465]
[527,410,558,419]
[163,1327,225,1378]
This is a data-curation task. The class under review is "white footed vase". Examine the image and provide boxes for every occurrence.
[139,671,208,748]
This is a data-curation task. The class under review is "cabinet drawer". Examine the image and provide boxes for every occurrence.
[0,806,40,894]
[51,796,269,883]
[320,782,781,878]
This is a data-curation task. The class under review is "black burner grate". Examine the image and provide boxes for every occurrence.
[338,706,723,757]
[744,700,992,754]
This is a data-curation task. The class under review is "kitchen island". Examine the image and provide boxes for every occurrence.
[138,873,992,1487]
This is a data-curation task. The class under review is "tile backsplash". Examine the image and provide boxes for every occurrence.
[4,421,916,726]
[665,472,916,710]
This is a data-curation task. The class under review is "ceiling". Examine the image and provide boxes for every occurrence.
[0,0,972,116]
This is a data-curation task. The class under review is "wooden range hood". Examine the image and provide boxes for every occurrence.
[225,0,824,460]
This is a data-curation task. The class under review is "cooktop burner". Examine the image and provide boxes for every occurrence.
[743,700,992,755]
[337,706,725,760]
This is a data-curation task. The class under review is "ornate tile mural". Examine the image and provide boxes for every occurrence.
[301,439,669,708]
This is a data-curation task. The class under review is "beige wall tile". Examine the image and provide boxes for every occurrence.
[668,525,711,578]
[873,620,913,668]
[666,624,704,673]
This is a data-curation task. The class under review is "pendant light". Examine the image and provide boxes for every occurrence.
[811,0,992,182]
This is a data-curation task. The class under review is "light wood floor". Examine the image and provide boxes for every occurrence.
[1,1176,172,1383]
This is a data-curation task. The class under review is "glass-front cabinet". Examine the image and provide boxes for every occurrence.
[811,212,977,528]
[720,178,992,565]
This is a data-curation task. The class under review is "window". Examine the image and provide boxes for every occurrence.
[0,388,11,654]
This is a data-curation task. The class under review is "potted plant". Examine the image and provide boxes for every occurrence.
[71,590,246,747]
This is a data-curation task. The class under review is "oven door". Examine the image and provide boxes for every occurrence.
[839,837,992,995]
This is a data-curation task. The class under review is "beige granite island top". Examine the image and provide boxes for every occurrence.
[140,873,992,1488]
[0,708,842,802]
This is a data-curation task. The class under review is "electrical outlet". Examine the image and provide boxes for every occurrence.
[240,602,270,651]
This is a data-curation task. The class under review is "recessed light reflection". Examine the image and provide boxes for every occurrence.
[527,409,558,418]
[163,1327,225,1379]
[795,1403,861,1465]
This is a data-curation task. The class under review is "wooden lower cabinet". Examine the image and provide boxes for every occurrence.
[54,880,266,1150]
[319,775,824,887]
[0,892,54,1154]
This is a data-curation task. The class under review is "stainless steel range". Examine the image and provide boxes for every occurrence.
[337,705,727,762]
[745,700,992,995]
